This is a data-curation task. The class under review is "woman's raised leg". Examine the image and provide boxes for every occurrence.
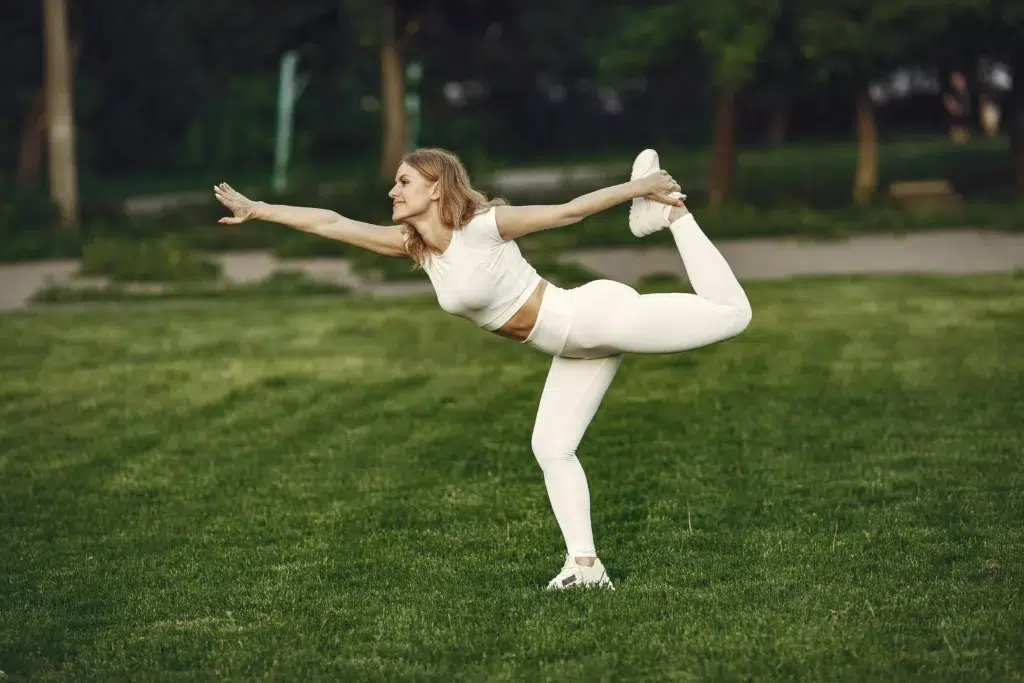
[562,207,751,357]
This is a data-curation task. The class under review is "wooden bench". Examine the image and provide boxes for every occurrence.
[889,179,962,212]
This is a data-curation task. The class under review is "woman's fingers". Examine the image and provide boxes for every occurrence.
[213,182,251,223]
[649,194,677,205]
[222,183,245,200]
[214,183,244,200]
[641,169,685,205]
[649,192,687,206]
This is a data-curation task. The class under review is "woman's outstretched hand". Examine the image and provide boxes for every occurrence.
[214,183,260,224]
[635,170,684,206]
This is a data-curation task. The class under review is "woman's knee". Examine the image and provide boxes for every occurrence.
[531,430,576,467]
[714,304,752,342]
[732,301,752,335]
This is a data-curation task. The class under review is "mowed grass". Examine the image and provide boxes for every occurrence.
[1,275,1023,682]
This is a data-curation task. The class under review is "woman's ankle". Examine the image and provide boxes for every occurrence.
[668,204,690,224]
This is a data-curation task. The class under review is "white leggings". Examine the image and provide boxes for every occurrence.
[524,213,752,558]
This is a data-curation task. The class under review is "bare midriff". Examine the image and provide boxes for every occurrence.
[491,279,549,342]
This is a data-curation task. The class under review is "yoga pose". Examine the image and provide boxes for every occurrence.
[213,148,752,590]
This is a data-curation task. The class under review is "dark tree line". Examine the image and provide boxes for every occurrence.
[3,0,1021,228]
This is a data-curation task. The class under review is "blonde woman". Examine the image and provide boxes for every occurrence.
[214,147,752,590]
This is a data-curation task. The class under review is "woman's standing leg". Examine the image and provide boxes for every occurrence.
[531,353,621,589]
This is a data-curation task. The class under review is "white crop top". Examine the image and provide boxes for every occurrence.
[414,206,541,331]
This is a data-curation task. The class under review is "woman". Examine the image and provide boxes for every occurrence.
[213,147,751,590]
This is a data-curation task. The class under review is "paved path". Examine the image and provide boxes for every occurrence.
[564,229,1024,283]
[2,229,1023,312]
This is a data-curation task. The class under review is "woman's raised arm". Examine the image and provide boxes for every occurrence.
[213,183,408,258]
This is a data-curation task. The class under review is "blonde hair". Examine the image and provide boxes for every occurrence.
[398,147,505,267]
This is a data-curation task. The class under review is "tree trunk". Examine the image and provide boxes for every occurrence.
[708,86,737,209]
[18,37,79,188]
[43,0,79,230]
[379,1,406,179]
[17,90,47,187]
[766,100,789,147]
[853,88,878,206]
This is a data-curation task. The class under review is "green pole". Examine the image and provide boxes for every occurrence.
[273,50,309,193]
[405,61,422,151]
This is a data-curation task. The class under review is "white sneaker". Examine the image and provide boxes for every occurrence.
[546,554,616,590]
[628,148,685,237]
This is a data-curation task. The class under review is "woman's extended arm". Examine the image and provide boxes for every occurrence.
[213,183,408,258]
[493,170,682,241]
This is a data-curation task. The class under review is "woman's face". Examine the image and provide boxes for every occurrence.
[389,163,438,223]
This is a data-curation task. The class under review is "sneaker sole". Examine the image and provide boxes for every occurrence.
[545,581,616,591]
[631,149,687,202]
[629,149,663,237]
[631,148,660,181]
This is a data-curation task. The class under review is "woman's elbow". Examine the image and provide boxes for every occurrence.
[559,204,586,226]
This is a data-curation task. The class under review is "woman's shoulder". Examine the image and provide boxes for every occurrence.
[460,204,505,244]
[472,204,501,222]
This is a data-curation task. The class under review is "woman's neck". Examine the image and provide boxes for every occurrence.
[406,211,451,254]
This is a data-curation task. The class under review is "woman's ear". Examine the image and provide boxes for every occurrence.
[429,181,441,200]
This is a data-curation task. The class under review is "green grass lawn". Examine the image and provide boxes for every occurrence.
[2,275,1023,681]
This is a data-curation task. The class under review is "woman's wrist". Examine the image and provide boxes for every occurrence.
[251,201,271,220]
[628,178,651,199]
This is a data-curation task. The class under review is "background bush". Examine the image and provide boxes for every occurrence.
[3,138,1021,266]
[79,235,221,282]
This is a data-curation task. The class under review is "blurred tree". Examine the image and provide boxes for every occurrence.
[945,0,1024,194]
[450,0,629,162]
[2,0,44,183]
[748,4,811,148]
[17,36,79,189]
[997,4,1024,194]
[797,0,954,205]
[9,0,1018,199]
[340,0,405,179]
[691,0,783,207]
[71,0,229,175]
[338,0,585,175]
[43,0,79,229]
[600,0,782,208]
[340,0,512,176]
